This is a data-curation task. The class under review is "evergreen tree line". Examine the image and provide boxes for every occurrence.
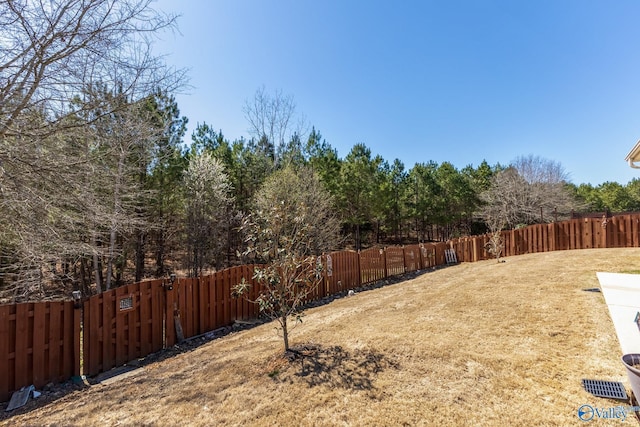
[4,84,640,301]
[3,82,639,301]
[572,180,640,214]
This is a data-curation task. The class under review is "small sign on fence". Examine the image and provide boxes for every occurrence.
[119,295,134,311]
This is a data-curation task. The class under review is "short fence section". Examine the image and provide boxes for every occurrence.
[83,279,165,377]
[0,301,79,402]
[448,214,640,263]
[165,265,261,347]
[324,250,360,295]
[360,248,387,284]
[403,245,421,272]
[385,247,405,277]
[4,213,640,401]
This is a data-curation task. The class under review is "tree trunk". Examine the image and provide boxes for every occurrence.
[135,230,145,282]
[106,227,116,290]
[135,150,147,283]
[106,152,125,290]
[79,257,91,296]
[281,315,290,352]
[155,229,165,277]
[92,233,103,294]
[226,205,232,268]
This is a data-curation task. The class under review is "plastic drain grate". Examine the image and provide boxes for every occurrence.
[582,379,628,400]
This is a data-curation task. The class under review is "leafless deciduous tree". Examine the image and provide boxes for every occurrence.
[512,154,569,185]
[0,0,184,140]
[0,0,186,300]
[478,156,582,262]
[79,87,164,292]
[478,168,526,262]
[511,154,579,223]
[243,86,307,165]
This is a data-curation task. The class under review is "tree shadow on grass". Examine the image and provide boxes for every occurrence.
[272,343,400,393]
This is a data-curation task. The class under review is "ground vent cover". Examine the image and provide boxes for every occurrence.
[582,379,628,400]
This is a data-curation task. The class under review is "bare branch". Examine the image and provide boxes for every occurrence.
[0,0,186,139]
[243,86,307,165]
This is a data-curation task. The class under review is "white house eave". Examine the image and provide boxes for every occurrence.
[626,140,640,169]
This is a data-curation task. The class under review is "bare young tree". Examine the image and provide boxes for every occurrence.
[234,166,341,352]
[243,86,307,166]
[478,168,527,262]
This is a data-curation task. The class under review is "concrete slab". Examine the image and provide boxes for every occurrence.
[96,366,143,386]
[597,272,640,355]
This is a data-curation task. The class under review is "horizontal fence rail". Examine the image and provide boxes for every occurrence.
[3,214,640,401]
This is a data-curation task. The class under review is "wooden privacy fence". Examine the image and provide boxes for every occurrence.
[0,301,80,403]
[83,265,262,377]
[82,279,165,377]
[448,213,640,263]
[0,243,446,401]
[5,213,640,401]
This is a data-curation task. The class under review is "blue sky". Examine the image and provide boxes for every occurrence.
[153,0,640,186]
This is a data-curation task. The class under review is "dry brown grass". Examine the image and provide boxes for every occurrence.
[3,248,639,426]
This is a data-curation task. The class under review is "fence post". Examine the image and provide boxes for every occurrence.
[73,298,82,378]
[471,237,475,261]
[0,305,8,401]
[356,250,362,287]
[164,278,175,348]
[404,247,409,272]
[383,247,388,279]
